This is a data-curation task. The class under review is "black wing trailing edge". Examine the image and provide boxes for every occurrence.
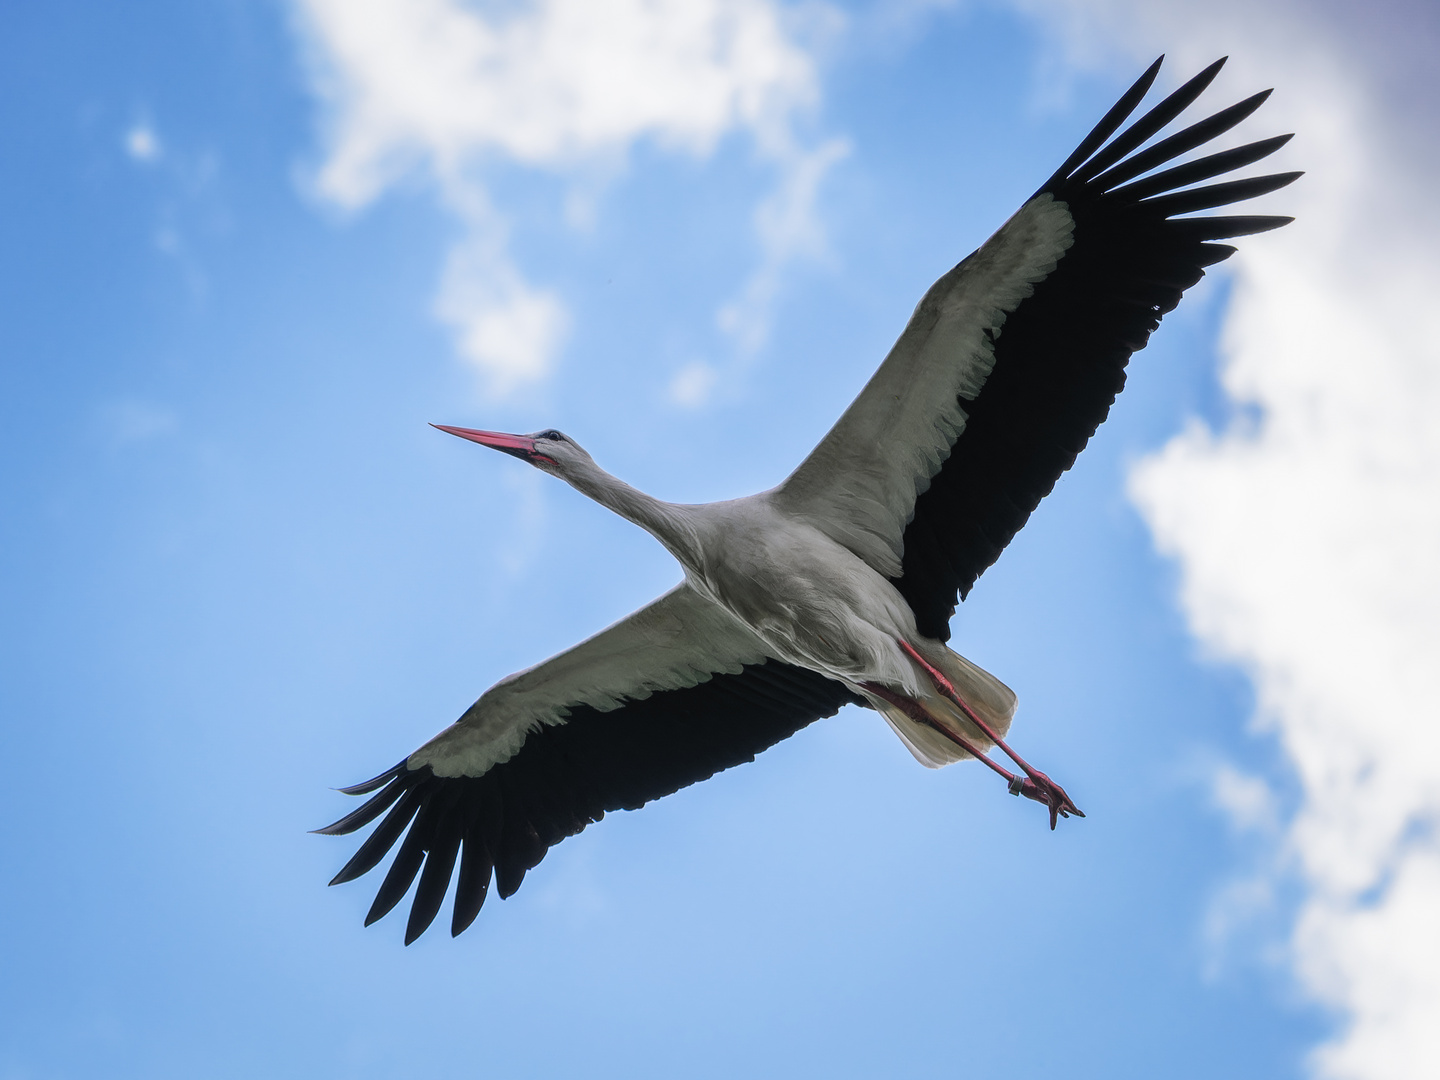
[319,662,862,943]
[896,56,1299,640]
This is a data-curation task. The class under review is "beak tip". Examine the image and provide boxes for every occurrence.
[430,424,538,461]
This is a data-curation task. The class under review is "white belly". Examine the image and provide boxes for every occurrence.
[688,509,924,694]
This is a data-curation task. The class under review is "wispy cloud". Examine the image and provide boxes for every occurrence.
[124,122,162,164]
[98,398,179,447]
[666,359,718,408]
[290,0,844,398]
[118,114,223,298]
[716,134,849,357]
[1004,1,1440,1076]
[1211,762,1281,836]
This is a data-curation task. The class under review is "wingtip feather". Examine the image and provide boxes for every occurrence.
[326,786,426,886]
[1042,56,1165,190]
[1069,56,1231,187]
[313,778,407,837]
[336,761,407,796]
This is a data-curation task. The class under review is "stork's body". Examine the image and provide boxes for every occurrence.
[420,437,1022,780]
[563,476,1043,795]
[657,496,921,692]
[320,57,1299,944]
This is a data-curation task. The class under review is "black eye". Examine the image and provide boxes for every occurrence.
[538,429,564,441]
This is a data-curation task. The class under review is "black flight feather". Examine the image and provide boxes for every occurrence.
[324,660,862,940]
[1044,56,1164,188]
[893,57,1297,640]
[1070,57,1228,184]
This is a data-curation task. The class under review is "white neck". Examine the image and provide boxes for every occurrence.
[562,457,702,569]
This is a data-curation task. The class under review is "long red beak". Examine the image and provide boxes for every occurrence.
[431,424,539,462]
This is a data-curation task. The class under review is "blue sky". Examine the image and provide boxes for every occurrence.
[3,2,1436,1078]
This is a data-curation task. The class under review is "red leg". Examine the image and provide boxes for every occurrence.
[860,679,1075,829]
[894,640,1085,829]
[860,681,1023,786]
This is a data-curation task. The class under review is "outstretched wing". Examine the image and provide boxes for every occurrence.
[318,583,862,943]
[774,56,1298,639]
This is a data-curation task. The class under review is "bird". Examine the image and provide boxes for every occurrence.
[319,55,1298,944]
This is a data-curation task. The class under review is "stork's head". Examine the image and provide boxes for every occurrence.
[431,424,592,480]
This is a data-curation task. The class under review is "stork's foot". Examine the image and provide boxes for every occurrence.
[860,678,1083,828]
[1007,770,1085,830]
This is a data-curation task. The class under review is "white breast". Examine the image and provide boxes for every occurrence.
[685,498,923,693]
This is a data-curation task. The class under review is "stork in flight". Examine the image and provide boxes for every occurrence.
[320,56,1297,944]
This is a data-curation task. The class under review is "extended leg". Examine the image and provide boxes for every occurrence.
[860,679,1076,828]
[895,640,1084,829]
[860,681,1025,787]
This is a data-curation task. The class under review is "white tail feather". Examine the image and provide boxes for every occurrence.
[874,645,1017,769]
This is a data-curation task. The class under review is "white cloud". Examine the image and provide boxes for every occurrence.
[433,223,569,390]
[1003,2,1440,1076]
[667,359,718,407]
[124,123,162,163]
[1295,852,1440,1080]
[290,0,841,392]
[1212,763,1280,835]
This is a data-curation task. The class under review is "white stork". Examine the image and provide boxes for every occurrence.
[319,56,1297,943]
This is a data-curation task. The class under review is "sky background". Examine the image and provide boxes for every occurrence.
[2,2,1436,1078]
